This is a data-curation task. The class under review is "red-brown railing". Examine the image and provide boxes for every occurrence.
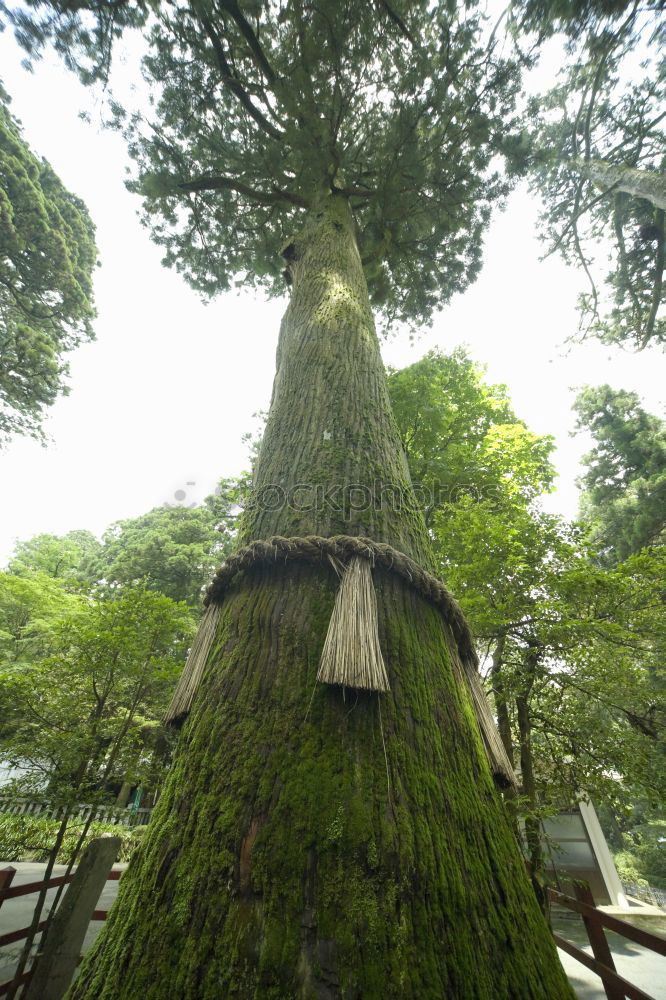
[1,867,664,999]
[549,883,666,1000]
[0,864,122,996]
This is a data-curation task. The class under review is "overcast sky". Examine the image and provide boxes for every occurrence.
[0,28,663,567]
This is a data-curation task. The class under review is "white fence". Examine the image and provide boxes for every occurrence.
[0,795,151,828]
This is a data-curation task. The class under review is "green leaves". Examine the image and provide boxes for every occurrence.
[574,384,666,561]
[0,582,194,802]
[390,350,665,816]
[88,494,239,607]
[388,348,555,527]
[0,86,97,443]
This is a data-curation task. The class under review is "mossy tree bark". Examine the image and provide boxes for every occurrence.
[516,646,546,913]
[68,193,572,999]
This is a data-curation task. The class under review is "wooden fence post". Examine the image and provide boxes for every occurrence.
[573,882,624,1000]
[23,836,121,1000]
[0,868,16,913]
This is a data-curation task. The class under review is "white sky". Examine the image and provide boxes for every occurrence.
[0,30,663,567]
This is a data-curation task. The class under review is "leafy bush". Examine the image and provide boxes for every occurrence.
[613,850,649,888]
[0,813,147,864]
[613,821,666,890]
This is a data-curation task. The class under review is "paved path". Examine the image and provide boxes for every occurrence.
[553,912,666,999]
[2,863,665,996]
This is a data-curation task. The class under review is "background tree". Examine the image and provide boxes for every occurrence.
[387,348,554,529]
[87,502,232,608]
[390,352,665,895]
[0,81,97,443]
[0,586,193,800]
[574,384,666,561]
[0,569,81,728]
[7,529,101,583]
[509,0,665,347]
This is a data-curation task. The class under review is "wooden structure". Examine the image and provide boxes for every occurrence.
[1,864,664,998]
[0,796,151,828]
[0,863,123,996]
[550,883,666,1000]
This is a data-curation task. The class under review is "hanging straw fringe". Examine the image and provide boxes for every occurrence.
[164,603,221,725]
[317,557,390,692]
[163,534,517,789]
[461,661,516,790]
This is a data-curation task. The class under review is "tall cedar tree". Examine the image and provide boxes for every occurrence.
[10,2,574,997]
[0,83,97,443]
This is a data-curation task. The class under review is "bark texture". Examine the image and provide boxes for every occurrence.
[68,193,572,999]
[580,159,666,211]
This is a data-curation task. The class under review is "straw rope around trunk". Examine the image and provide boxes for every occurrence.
[163,534,517,788]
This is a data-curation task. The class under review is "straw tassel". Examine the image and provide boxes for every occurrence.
[164,603,221,725]
[317,556,390,692]
[462,662,517,789]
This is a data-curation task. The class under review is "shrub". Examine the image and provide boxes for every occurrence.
[0,813,146,865]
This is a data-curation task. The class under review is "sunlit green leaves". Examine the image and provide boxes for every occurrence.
[574,384,666,561]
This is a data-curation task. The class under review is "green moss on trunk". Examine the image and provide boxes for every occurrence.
[68,195,572,998]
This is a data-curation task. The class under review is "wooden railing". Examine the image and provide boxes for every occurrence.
[0,796,151,828]
[0,864,121,996]
[2,866,664,998]
[549,883,666,1000]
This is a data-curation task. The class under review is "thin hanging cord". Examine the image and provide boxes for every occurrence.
[378,695,391,800]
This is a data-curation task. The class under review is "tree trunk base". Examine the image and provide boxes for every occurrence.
[69,565,572,999]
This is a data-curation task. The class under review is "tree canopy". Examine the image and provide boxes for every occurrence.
[390,351,666,825]
[515,0,665,347]
[87,501,233,607]
[0,82,97,443]
[575,384,666,561]
[7,529,101,582]
[0,582,193,800]
[4,2,523,327]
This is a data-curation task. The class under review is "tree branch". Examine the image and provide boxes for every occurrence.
[641,207,665,349]
[216,0,278,85]
[377,0,418,47]
[178,174,309,208]
[578,159,666,211]
[199,14,284,141]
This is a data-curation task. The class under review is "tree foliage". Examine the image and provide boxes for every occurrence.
[390,352,666,824]
[0,584,193,800]
[7,529,101,583]
[87,504,229,607]
[388,348,555,529]
[512,0,666,347]
[4,2,522,327]
[0,82,97,442]
[575,384,666,561]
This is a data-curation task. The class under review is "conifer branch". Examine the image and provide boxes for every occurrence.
[199,14,284,140]
[178,175,309,208]
[216,0,278,86]
[377,0,417,47]
[641,208,665,349]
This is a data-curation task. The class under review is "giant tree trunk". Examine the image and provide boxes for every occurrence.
[516,647,546,913]
[68,193,571,998]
